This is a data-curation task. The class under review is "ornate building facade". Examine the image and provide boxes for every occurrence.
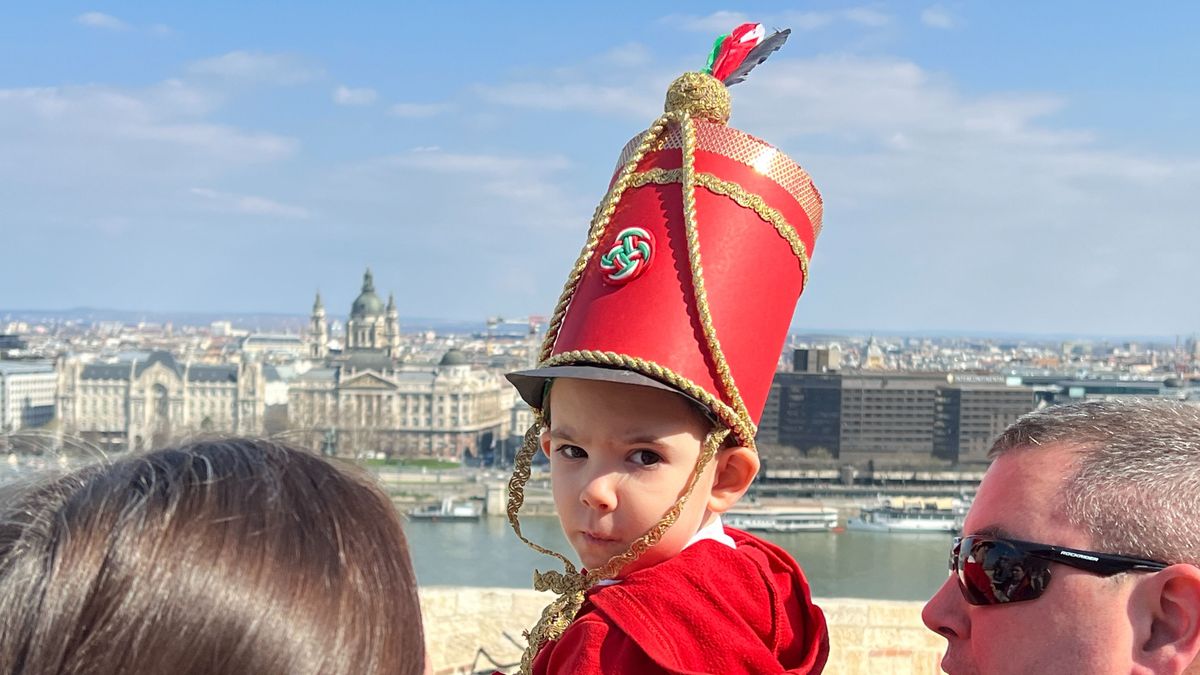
[56,351,266,453]
[290,269,510,459]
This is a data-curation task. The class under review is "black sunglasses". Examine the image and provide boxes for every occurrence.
[950,535,1169,605]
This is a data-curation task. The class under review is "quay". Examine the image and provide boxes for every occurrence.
[420,587,943,674]
[376,466,983,520]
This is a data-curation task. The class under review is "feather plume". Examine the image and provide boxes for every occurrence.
[710,23,764,82]
[720,28,791,86]
[703,34,728,75]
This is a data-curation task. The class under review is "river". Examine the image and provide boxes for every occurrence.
[405,515,952,601]
[2,458,953,601]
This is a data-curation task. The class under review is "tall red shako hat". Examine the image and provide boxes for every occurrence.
[505,23,825,671]
[507,22,822,447]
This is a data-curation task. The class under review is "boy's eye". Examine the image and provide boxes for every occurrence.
[629,449,662,466]
[557,445,587,460]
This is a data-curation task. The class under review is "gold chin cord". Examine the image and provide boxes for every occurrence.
[507,417,730,674]
[505,72,753,674]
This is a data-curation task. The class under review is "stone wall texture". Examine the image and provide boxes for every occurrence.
[420,587,945,674]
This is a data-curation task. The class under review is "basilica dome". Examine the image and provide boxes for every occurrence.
[439,348,468,366]
[351,268,386,317]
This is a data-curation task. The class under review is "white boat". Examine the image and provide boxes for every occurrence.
[724,506,839,532]
[409,497,482,521]
[845,497,967,533]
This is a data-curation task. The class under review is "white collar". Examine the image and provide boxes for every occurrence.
[684,514,737,551]
[594,515,735,587]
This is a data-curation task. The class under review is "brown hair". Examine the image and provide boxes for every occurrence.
[990,399,1200,565]
[0,438,424,674]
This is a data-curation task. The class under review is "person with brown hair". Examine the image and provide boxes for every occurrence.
[0,438,425,675]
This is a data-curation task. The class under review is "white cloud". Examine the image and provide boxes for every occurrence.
[189,187,310,219]
[8,33,1196,333]
[331,147,580,231]
[474,81,657,120]
[661,10,750,34]
[186,51,320,85]
[921,6,957,29]
[0,80,298,229]
[467,48,1200,333]
[594,43,653,69]
[0,82,294,160]
[333,85,378,106]
[306,146,590,313]
[385,149,569,174]
[76,11,130,31]
[75,12,174,36]
[732,58,1094,149]
[712,56,1200,333]
[388,102,453,118]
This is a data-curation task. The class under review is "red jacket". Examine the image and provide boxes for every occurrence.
[530,528,829,674]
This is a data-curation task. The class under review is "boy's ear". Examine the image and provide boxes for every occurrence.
[707,446,759,513]
[539,429,552,458]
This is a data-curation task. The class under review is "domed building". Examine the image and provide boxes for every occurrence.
[291,269,511,460]
[309,268,400,361]
[346,268,400,356]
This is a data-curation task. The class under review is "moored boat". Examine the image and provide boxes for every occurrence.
[724,506,839,532]
[845,496,967,533]
[409,497,482,521]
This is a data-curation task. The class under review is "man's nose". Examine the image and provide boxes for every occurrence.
[580,471,618,512]
[922,576,968,641]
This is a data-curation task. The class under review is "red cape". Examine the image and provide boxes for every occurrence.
[531,528,829,674]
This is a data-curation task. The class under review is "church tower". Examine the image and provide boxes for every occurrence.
[310,291,328,359]
[386,292,400,358]
[864,335,885,370]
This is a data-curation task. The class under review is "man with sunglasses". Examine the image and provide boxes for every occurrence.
[923,400,1200,674]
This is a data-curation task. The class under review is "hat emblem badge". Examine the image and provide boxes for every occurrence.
[599,227,654,285]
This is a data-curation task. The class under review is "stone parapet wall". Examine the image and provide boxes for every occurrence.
[420,587,944,674]
[820,598,945,674]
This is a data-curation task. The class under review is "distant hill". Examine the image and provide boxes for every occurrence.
[0,307,489,335]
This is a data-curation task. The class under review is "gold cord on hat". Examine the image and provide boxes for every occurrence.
[538,111,678,366]
[628,169,811,293]
[678,111,755,430]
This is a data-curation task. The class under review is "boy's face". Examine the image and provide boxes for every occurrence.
[541,377,716,574]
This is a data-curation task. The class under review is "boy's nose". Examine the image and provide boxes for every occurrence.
[580,473,617,512]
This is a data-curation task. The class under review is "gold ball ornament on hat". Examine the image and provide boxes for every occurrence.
[664,71,731,122]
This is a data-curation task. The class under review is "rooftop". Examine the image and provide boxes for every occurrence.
[0,361,54,375]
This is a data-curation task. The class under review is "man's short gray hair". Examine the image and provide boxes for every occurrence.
[990,399,1200,565]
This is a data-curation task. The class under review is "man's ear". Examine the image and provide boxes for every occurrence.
[706,446,759,513]
[1133,563,1200,674]
[539,429,552,458]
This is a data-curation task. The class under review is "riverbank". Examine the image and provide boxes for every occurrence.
[420,587,944,674]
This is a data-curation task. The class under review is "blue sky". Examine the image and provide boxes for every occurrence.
[2,3,1197,336]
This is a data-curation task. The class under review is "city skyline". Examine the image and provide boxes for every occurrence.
[3,304,1197,345]
[3,3,1198,335]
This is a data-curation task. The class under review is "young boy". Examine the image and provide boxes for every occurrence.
[503,22,830,674]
